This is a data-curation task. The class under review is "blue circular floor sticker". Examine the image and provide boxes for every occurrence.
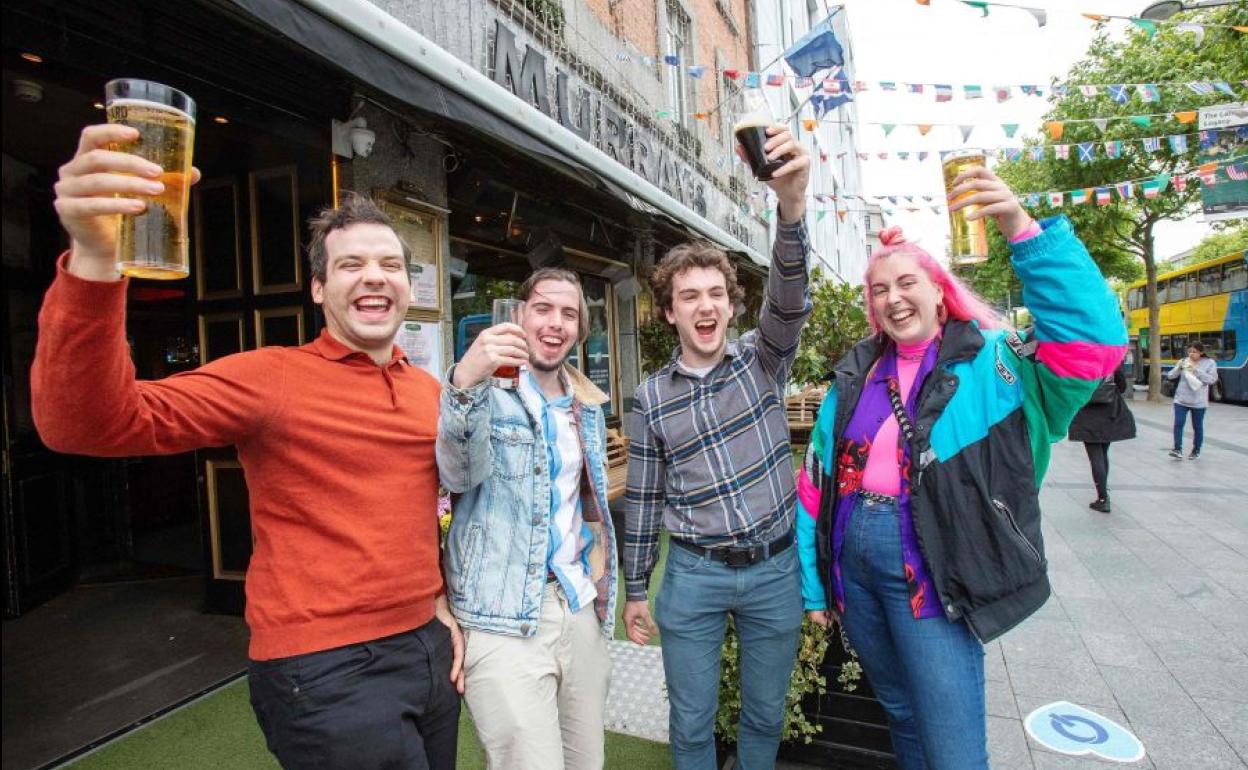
[1024,701,1146,763]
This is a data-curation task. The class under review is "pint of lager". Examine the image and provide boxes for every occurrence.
[942,149,989,266]
[105,79,196,280]
[733,87,784,181]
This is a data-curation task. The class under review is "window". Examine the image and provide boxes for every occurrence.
[1168,274,1190,302]
[1127,287,1141,310]
[1222,329,1237,361]
[1156,280,1168,304]
[666,0,693,130]
[1224,260,1247,292]
[1197,265,1222,297]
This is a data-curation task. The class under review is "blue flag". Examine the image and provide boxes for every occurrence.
[812,78,854,117]
[783,12,845,77]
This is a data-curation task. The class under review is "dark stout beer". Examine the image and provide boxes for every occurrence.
[734,120,784,181]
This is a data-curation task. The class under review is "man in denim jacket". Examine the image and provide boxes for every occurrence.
[437,267,618,770]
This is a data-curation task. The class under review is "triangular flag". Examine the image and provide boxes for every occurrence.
[918,124,934,136]
[1169,134,1189,153]
[793,76,814,89]
[908,83,924,94]
[878,153,890,160]
[663,54,680,66]
[1132,116,1153,129]
[722,68,740,80]
[935,84,953,102]
[962,1,989,16]
[1107,85,1131,104]
[994,85,1013,103]
[1045,121,1065,141]
[1104,140,1122,159]
[837,209,847,221]
[1024,7,1047,27]
[744,72,761,88]
[1213,81,1236,96]
[1116,181,1133,199]
[882,124,897,137]
[1172,174,1188,193]
[802,118,817,132]
[898,151,911,160]
[919,152,930,162]
[1176,23,1205,45]
[1071,188,1088,204]
[1029,147,1046,161]
[1053,85,1068,97]
[817,210,827,221]
[1080,85,1099,98]
[1082,13,1107,21]
[1130,18,1157,38]
[1093,118,1109,134]
[959,125,974,143]
[1048,191,1064,206]
[854,80,869,91]
[1136,84,1161,103]
[1096,187,1111,205]
[688,65,706,79]
[1142,136,1162,152]
[692,112,708,120]
[1002,123,1019,138]
[766,73,785,87]
[781,16,845,77]
[1142,180,1161,199]
[1154,173,1171,192]
[880,81,897,91]
[858,152,869,160]
[1175,111,1197,124]
[1187,81,1215,95]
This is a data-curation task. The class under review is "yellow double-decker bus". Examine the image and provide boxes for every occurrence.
[1123,250,1248,402]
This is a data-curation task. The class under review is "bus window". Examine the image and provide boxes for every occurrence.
[1160,335,1171,358]
[1156,279,1169,304]
[1223,330,1237,361]
[1225,261,1247,292]
[1169,273,1190,302]
[1198,266,1221,297]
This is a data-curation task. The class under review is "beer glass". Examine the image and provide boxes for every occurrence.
[105,79,196,280]
[491,298,525,389]
[942,149,989,266]
[733,87,784,182]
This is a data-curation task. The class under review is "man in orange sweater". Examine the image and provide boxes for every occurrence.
[32,124,462,770]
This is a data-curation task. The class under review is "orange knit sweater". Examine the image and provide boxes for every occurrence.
[32,257,443,660]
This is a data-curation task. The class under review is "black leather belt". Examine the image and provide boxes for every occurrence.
[672,530,794,568]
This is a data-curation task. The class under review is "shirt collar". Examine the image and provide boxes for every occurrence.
[667,340,739,380]
[310,328,408,367]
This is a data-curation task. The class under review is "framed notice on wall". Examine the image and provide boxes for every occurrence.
[376,194,445,313]
[396,319,444,379]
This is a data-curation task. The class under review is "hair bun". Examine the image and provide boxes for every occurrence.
[879,226,907,247]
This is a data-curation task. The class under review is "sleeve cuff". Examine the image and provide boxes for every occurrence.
[624,577,649,601]
[442,365,489,413]
[49,252,129,317]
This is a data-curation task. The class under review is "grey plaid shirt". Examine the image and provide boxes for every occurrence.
[623,221,812,600]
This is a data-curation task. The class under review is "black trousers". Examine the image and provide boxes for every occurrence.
[248,618,460,770]
[1083,442,1110,499]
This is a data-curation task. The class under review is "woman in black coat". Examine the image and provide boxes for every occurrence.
[1068,364,1136,512]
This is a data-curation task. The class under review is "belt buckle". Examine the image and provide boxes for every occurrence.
[723,547,759,568]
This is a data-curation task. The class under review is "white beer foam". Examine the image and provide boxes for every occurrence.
[107,97,196,123]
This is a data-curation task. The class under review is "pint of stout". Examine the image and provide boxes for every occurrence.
[942,149,989,266]
[734,120,785,182]
[105,79,196,280]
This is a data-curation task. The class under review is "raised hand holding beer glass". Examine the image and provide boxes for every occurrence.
[736,124,810,224]
[945,165,1033,243]
[450,300,528,391]
[54,123,201,283]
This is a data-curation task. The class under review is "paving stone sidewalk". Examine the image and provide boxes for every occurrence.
[604,397,1248,769]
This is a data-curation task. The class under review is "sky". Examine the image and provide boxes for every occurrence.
[826,0,1218,261]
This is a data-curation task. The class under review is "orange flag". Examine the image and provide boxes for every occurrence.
[693,112,708,120]
[1198,161,1218,174]
[802,118,817,132]
[1234,26,1248,33]
[1175,111,1197,124]
[915,0,931,5]
[1082,13,1107,21]
[1045,121,1065,141]
[837,209,847,221]
[917,124,933,136]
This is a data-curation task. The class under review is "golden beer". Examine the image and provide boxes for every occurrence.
[105,80,196,280]
[942,149,989,266]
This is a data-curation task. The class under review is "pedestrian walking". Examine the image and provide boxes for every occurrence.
[1068,364,1136,513]
[794,166,1125,770]
[1167,343,1218,459]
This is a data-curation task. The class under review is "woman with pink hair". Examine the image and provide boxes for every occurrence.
[795,166,1126,769]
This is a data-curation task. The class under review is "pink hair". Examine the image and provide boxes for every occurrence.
[863,226,1008,334]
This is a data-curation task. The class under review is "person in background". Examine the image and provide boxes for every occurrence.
[1068,363,1136,513]
[795,166,1125,770]
[1168,342,1218,460]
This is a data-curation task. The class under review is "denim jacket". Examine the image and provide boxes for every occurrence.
[436,364,618,638]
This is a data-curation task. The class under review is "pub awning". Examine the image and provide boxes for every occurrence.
[225,0,768,266]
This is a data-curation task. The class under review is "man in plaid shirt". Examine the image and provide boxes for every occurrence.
[622,125,811,770]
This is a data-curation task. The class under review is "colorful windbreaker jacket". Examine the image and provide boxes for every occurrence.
[796,217,1126,643]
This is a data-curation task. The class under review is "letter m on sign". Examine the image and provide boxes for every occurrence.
[493,20,552,114]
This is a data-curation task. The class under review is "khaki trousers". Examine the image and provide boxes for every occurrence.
[463,582,612,770]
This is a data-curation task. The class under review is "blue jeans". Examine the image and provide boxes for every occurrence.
[839,497,987,770]
[656,539,803,770]
[1173,404,1206,453]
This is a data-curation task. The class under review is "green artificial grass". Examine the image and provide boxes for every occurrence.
[68,678,671,769]
[613,530,668,644]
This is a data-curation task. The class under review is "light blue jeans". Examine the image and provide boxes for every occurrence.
[839,497,988,770]
[656,539,803,770]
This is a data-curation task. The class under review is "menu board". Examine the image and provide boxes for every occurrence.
[396,320,444,379]
[378,198,442,312]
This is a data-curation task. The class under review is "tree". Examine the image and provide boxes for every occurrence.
[990,5,1246,401]
[790,267,870,388]
[1187,223,1248,266]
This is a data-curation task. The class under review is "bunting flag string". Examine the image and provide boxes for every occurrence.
[908,0,1248,33]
